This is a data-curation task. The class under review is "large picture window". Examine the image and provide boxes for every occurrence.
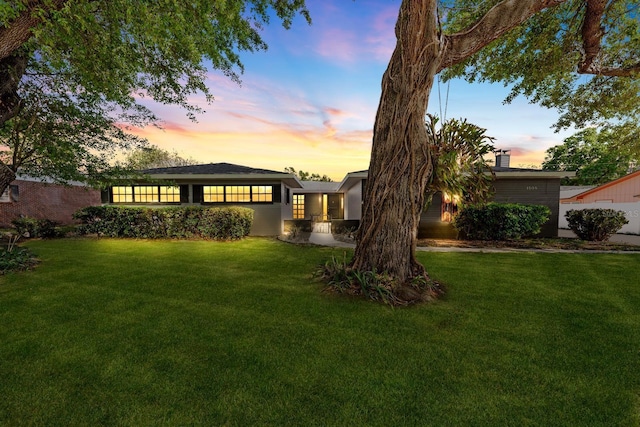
[112,185,180,203]
[112,186,133,203]
[293,194,305,219]
[203,186,225,203]
[201,185,273,203]
[226,186,251,203]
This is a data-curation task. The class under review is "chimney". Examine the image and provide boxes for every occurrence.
[494,149,511,168]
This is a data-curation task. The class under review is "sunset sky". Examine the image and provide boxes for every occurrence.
[132,0,574,181]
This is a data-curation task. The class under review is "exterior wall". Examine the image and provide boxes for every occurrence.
[304,193,323,220]
[419,193,457,239]
[233,203,282,236]
[0,179,101,227]
[572,175,640,203]
[559,201,640,235]
[492,178,561,237]
[344,183,362,220]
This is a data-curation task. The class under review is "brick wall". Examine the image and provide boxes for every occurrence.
[0,179,101,227]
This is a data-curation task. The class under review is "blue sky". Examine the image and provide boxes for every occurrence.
[132,0,574,181]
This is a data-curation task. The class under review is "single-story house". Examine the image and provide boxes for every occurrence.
[107,154,572,238]
[0,175,101,227]
[103,163,302,236]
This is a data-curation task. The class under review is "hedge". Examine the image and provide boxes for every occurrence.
[454,203,550,240]
[73,206,254,240]
[565,208,628,241]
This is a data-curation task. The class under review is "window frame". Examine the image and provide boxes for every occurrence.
[293,194,305,219]
[111,185,181,204]
[201,185,274,204]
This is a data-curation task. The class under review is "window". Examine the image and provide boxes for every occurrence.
[203,186,225,203]
[134,186,158,203]
[226,186,251,202]
[159,186,180,203]
[252,186,272,202]
[112,185,181,203]
[112,186,133,203]
[200,185,275,204]
[293,194,305,219]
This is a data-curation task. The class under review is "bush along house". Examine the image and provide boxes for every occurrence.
[102,163,302,236]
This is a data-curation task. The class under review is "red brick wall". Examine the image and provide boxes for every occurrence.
[0,180,101,227]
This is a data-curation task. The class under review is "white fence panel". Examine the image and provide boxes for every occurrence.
[559,202,640,235]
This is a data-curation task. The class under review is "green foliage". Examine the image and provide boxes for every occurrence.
[11,216,60,238]
[0,69,150,190]
[425,114,495,206]
[315,254,442,306]
[0,246,38,274]
[442,1,640,134]
[284,167,333,182]
[565,208,629,241]
[73,205,254,240]
[124,146,197,171]
[542,127,638,185]
[454,203,551,240]
[2,1,310,120]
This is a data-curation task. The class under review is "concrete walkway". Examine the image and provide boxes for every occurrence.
[306,230,640,253]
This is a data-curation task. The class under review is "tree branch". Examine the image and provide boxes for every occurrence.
[0,0,68,61]
[438,0,569,72]
[578,0,607,73]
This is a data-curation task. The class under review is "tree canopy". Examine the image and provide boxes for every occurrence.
[0,69,149,190]
[542,127,638,185]
[0,1,310,124]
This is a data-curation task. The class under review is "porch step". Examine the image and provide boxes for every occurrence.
[312,222,331,234]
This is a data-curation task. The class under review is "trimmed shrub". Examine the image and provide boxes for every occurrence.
[454,203,551,240]
[73,206,254,240]
[565,208,628,241]
[11,216,60,238]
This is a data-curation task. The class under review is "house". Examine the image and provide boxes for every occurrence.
[104,156,572,238]
[558,169,640,235]
[288,151,572,238]
[560,169,640,204]
[0,175,101,227]
[104,163,302,236]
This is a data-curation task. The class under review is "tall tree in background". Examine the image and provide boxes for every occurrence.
[284,167,333,182]
[0,69,150,191]
[542,127,638,185]
[126,146,197,171]
[351,0,639,291]
[0,0,309,189]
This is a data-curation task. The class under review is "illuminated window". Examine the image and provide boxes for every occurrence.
[226,185,251,202]
[203,186,225,203]
[440,192,459,222]
[159,186,180,203]
[112,186,133,203]
[252,186,272,202]
[293,194,305,219]
[134,186,159,203]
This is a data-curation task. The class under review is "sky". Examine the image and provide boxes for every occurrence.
[131,0,575,182]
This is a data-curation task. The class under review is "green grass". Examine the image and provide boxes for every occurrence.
[1,238,639,426]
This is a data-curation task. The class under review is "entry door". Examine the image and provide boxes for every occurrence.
[326,194,343,220]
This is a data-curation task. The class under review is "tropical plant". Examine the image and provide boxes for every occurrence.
[425,114,495,208]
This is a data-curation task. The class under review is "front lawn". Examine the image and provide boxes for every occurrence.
[1,238,639,426]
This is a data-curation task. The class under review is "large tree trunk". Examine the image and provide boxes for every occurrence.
[0,53,27,127]
[0,161,16,197]
[351,0,441,285]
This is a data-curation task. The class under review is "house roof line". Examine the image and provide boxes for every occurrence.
[571,170,640,200]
